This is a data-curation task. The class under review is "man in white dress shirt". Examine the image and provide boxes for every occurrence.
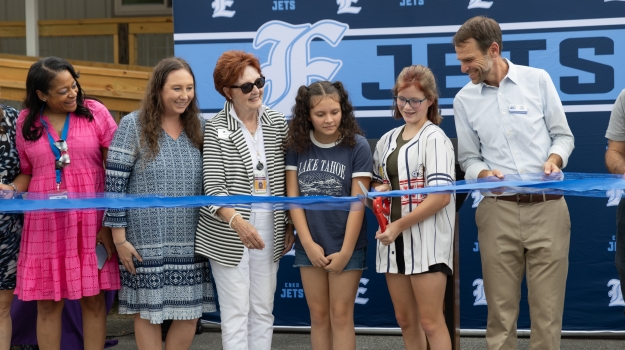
[453,16,575,350]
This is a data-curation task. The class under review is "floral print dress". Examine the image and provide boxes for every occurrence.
[0,104,22,290]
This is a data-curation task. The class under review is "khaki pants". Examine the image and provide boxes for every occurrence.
[476,197,570,350]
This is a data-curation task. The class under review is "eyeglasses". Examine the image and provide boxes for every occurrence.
[395,96,428,109]
[230,76,266,94]
[54,140,70,169]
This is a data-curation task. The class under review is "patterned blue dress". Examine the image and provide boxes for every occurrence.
[103,112,216,324]
[0,104,22,290]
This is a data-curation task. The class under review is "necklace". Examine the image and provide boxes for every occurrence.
[46,111,69,136]
[248,110,264,171]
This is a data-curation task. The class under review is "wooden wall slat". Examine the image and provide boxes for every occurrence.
[0,56,149,112]
[129,22,173,34]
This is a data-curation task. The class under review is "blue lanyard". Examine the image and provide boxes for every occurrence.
[40,109,70,185]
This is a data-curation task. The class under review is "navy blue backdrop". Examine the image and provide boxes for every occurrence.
[174,0,625,331]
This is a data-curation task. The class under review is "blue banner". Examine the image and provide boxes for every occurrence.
[173,0,625,332]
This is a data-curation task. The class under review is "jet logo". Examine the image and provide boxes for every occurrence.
[253,20,348,115]
[355,278,369,305]
[473,278,488,306]
[608,279,625,307]
[467,0,493,9]
[212,0,235,18]
[337,0,362,14]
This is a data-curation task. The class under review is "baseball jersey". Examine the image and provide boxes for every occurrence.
[372,121,456,274]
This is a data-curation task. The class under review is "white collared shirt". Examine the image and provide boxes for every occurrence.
[229,105,272,211]
[453,58,575,180]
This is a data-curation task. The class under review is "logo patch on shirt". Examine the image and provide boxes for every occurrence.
[217,128,232,139]
[411,164,425,178]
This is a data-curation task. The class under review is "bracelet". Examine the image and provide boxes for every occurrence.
[8,183,18,192]
[228,212,242,229]
[114,239,127,246]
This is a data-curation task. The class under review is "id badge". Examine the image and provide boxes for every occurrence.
[48,190,68,200]
[508,104,528,114]
[253,168,267,194]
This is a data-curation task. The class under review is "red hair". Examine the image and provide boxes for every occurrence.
[213,51,262,101]
[391,65,442,125]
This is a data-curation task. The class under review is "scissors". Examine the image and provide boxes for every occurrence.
[358,181,390,232]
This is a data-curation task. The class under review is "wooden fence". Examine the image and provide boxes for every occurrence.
[0,54,152,114]
[0,16,173,65]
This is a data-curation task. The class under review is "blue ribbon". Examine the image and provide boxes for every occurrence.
[0,193,362,213]
[1,172,624,213]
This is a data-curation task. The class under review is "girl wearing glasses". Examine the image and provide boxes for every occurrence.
[371,65,455,350]
[195,50,294,350]
[13,57,120,349]
[285,81,372,350]
[103,57,216,349]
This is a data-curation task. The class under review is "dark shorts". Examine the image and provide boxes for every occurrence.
[293,247,368,272]
[394,233,452,276]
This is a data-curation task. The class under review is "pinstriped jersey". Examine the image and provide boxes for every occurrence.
[373,121,456,274]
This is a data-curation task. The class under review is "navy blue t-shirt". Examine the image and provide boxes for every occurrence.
[286,133,373,255]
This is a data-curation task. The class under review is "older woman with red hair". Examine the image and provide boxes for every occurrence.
[195,50,294,350]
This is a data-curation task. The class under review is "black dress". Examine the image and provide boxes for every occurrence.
[0,104,22,290]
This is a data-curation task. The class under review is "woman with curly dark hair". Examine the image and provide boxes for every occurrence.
[103,57,216,349]
[285,81,372,350]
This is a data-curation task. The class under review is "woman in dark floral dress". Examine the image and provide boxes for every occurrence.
[0,103,30,350]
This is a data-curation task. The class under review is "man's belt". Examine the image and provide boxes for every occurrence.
[495,194,563,203]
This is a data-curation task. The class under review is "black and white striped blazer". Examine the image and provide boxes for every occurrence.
[195,101,288,267]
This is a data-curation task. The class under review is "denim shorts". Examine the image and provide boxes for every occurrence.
[293,247,368,271]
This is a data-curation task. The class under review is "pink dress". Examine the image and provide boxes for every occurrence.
[14,99,121,301]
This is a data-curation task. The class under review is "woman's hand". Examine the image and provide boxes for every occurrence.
[303,242,329,268]
[116,240,143,275]
[375,221,402,246]
[232,216,265,250]
[372,183,391,192]
[282,224,295,256]
[0,174,31,199]
[325,251,351,273]
[96,227,116,260]
[112,227,142,275]
[0,184,15,199]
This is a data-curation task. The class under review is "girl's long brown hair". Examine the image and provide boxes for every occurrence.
[139,57,203,161]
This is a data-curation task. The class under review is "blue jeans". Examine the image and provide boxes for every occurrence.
[293,247,367,271]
